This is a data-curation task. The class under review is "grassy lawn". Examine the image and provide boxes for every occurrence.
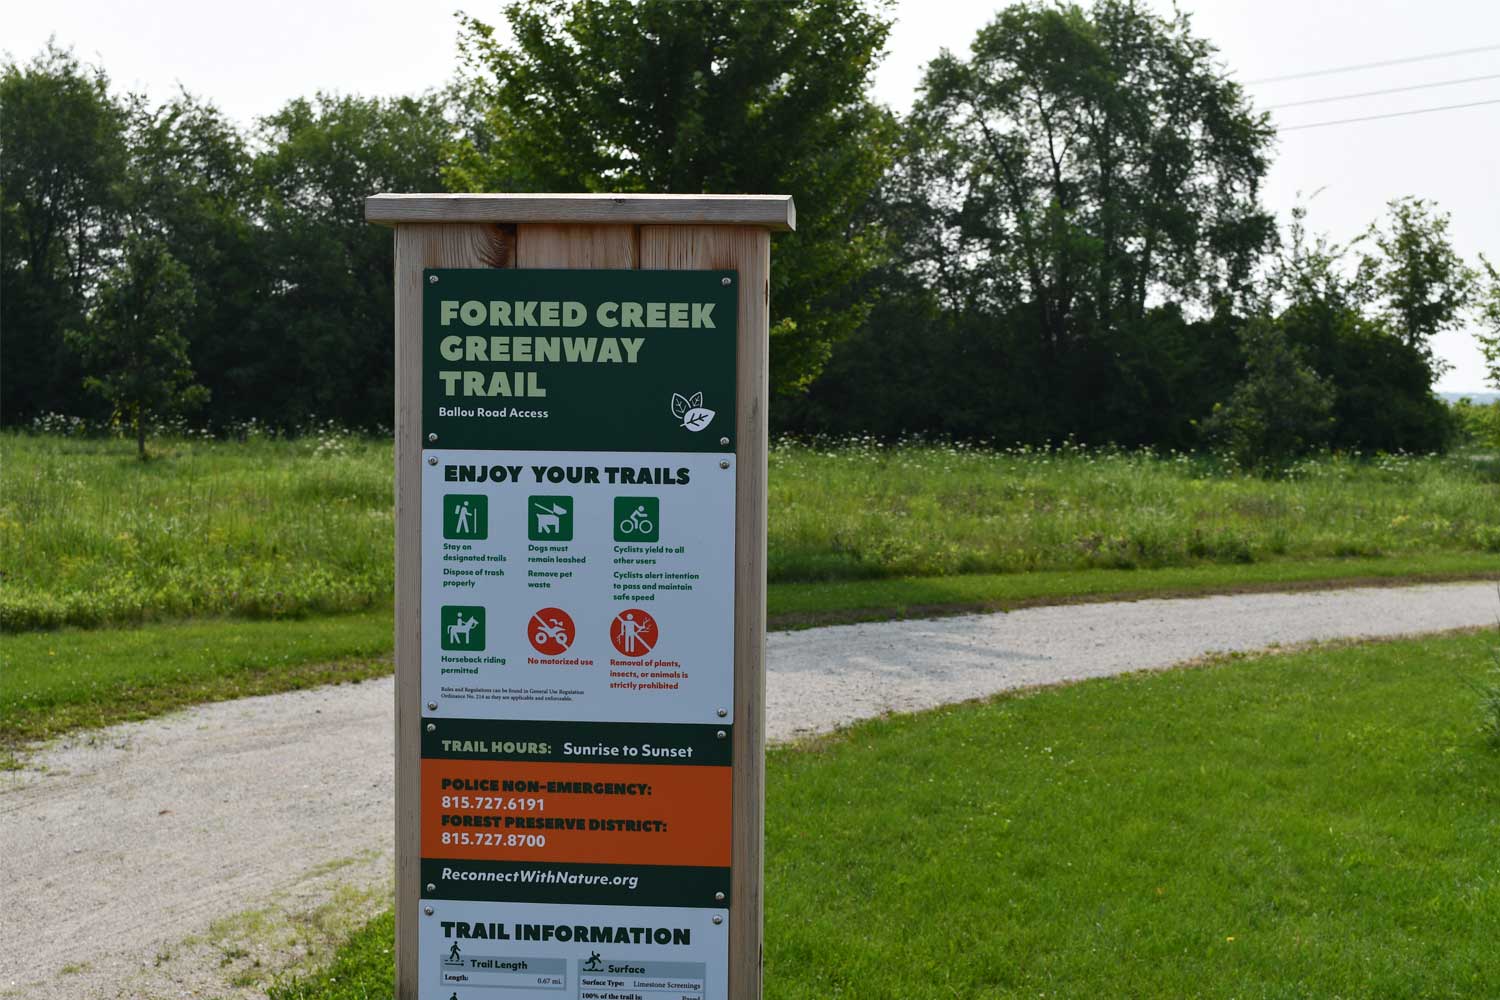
[4,430,1496,751]
[4,432,1498,631]
[268,629,1500,999]
[1,430,393,631]
[768,438,1500,582]
[8,552,1498,752]
[768,552,1500,625]
[0,608,393,751]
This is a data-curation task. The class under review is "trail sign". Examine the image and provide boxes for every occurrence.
[371,192,790,1000]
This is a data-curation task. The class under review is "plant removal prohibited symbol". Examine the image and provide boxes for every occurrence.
[529,607,576,656]
[611,608,658,656]
[670,391,715,432]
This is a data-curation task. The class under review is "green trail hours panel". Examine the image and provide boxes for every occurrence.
[423,269,738,452]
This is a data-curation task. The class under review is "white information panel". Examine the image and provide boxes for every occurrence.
[422,449,736,725]
[420,899,729,1000]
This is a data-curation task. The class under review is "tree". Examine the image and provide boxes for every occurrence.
[1476,256,1500,390]
[1,43,130,423]
[252,93,455,428]
[451,0,898,394]
[1203,317,1333,472]
[787,0,1273,445]
[125,91,269,426]
[1358,197,1473,372]
[910,1,1276,354]
[1272,204,1456,454]
[65,235,207,458]
[1470,256,1500,448]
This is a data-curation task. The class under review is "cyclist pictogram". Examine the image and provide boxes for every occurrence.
[613,496,660,542]
[610,608,658,656]
[529,607,576,655]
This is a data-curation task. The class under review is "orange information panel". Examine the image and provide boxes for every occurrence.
[420,758,731,868]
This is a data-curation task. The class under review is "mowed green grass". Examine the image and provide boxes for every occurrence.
[0,609,394,751]
[269,630,1500,999]
[9,554,1498,753]
[5,432,1500,632]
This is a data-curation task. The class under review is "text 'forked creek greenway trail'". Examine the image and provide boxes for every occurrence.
[2,580,1497,1000]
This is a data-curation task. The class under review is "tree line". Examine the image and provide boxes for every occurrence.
[4,0,1498,465]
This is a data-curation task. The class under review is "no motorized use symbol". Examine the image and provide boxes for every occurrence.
[529,607,575,655]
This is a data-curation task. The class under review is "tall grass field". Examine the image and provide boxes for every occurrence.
[3,431,1499,632]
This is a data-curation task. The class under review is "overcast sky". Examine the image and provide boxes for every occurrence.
[8,0,1497,391]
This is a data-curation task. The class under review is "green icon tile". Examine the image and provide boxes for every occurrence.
[443,494,488,540]
[529,495,573,541]
[440,605,485,651]
[614,496,660,542]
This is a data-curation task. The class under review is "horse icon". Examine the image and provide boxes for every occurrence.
[447,614,479,645]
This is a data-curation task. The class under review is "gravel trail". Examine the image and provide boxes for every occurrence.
[3,581,1495,998]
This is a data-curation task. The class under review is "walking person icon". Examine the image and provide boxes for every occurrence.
[448,942,462,963]
[445,494,488,540]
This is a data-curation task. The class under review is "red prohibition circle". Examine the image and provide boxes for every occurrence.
[528,607,576,655]
[610,608,658,657]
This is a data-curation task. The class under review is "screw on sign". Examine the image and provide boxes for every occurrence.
[529,607,575,655]
[611,609,658,657]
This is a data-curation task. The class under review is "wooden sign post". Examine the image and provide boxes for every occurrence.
[367,194,791,1000]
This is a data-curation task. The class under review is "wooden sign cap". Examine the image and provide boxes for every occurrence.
[366,193,796,231]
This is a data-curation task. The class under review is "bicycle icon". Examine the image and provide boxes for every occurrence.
[613,497,660,542]
[619,505,654,536]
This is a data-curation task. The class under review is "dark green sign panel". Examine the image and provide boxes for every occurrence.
[423,269,737,452]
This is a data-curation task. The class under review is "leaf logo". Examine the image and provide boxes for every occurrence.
[670,391,715,432]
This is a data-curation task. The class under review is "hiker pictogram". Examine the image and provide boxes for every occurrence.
[611,608,658,656]
[443,493,487,539]
[529,607,576,655]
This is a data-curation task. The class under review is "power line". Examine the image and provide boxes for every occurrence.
[1266,73,1500,109]
[1245,43,1500,85]
[1277,97,1500,131]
